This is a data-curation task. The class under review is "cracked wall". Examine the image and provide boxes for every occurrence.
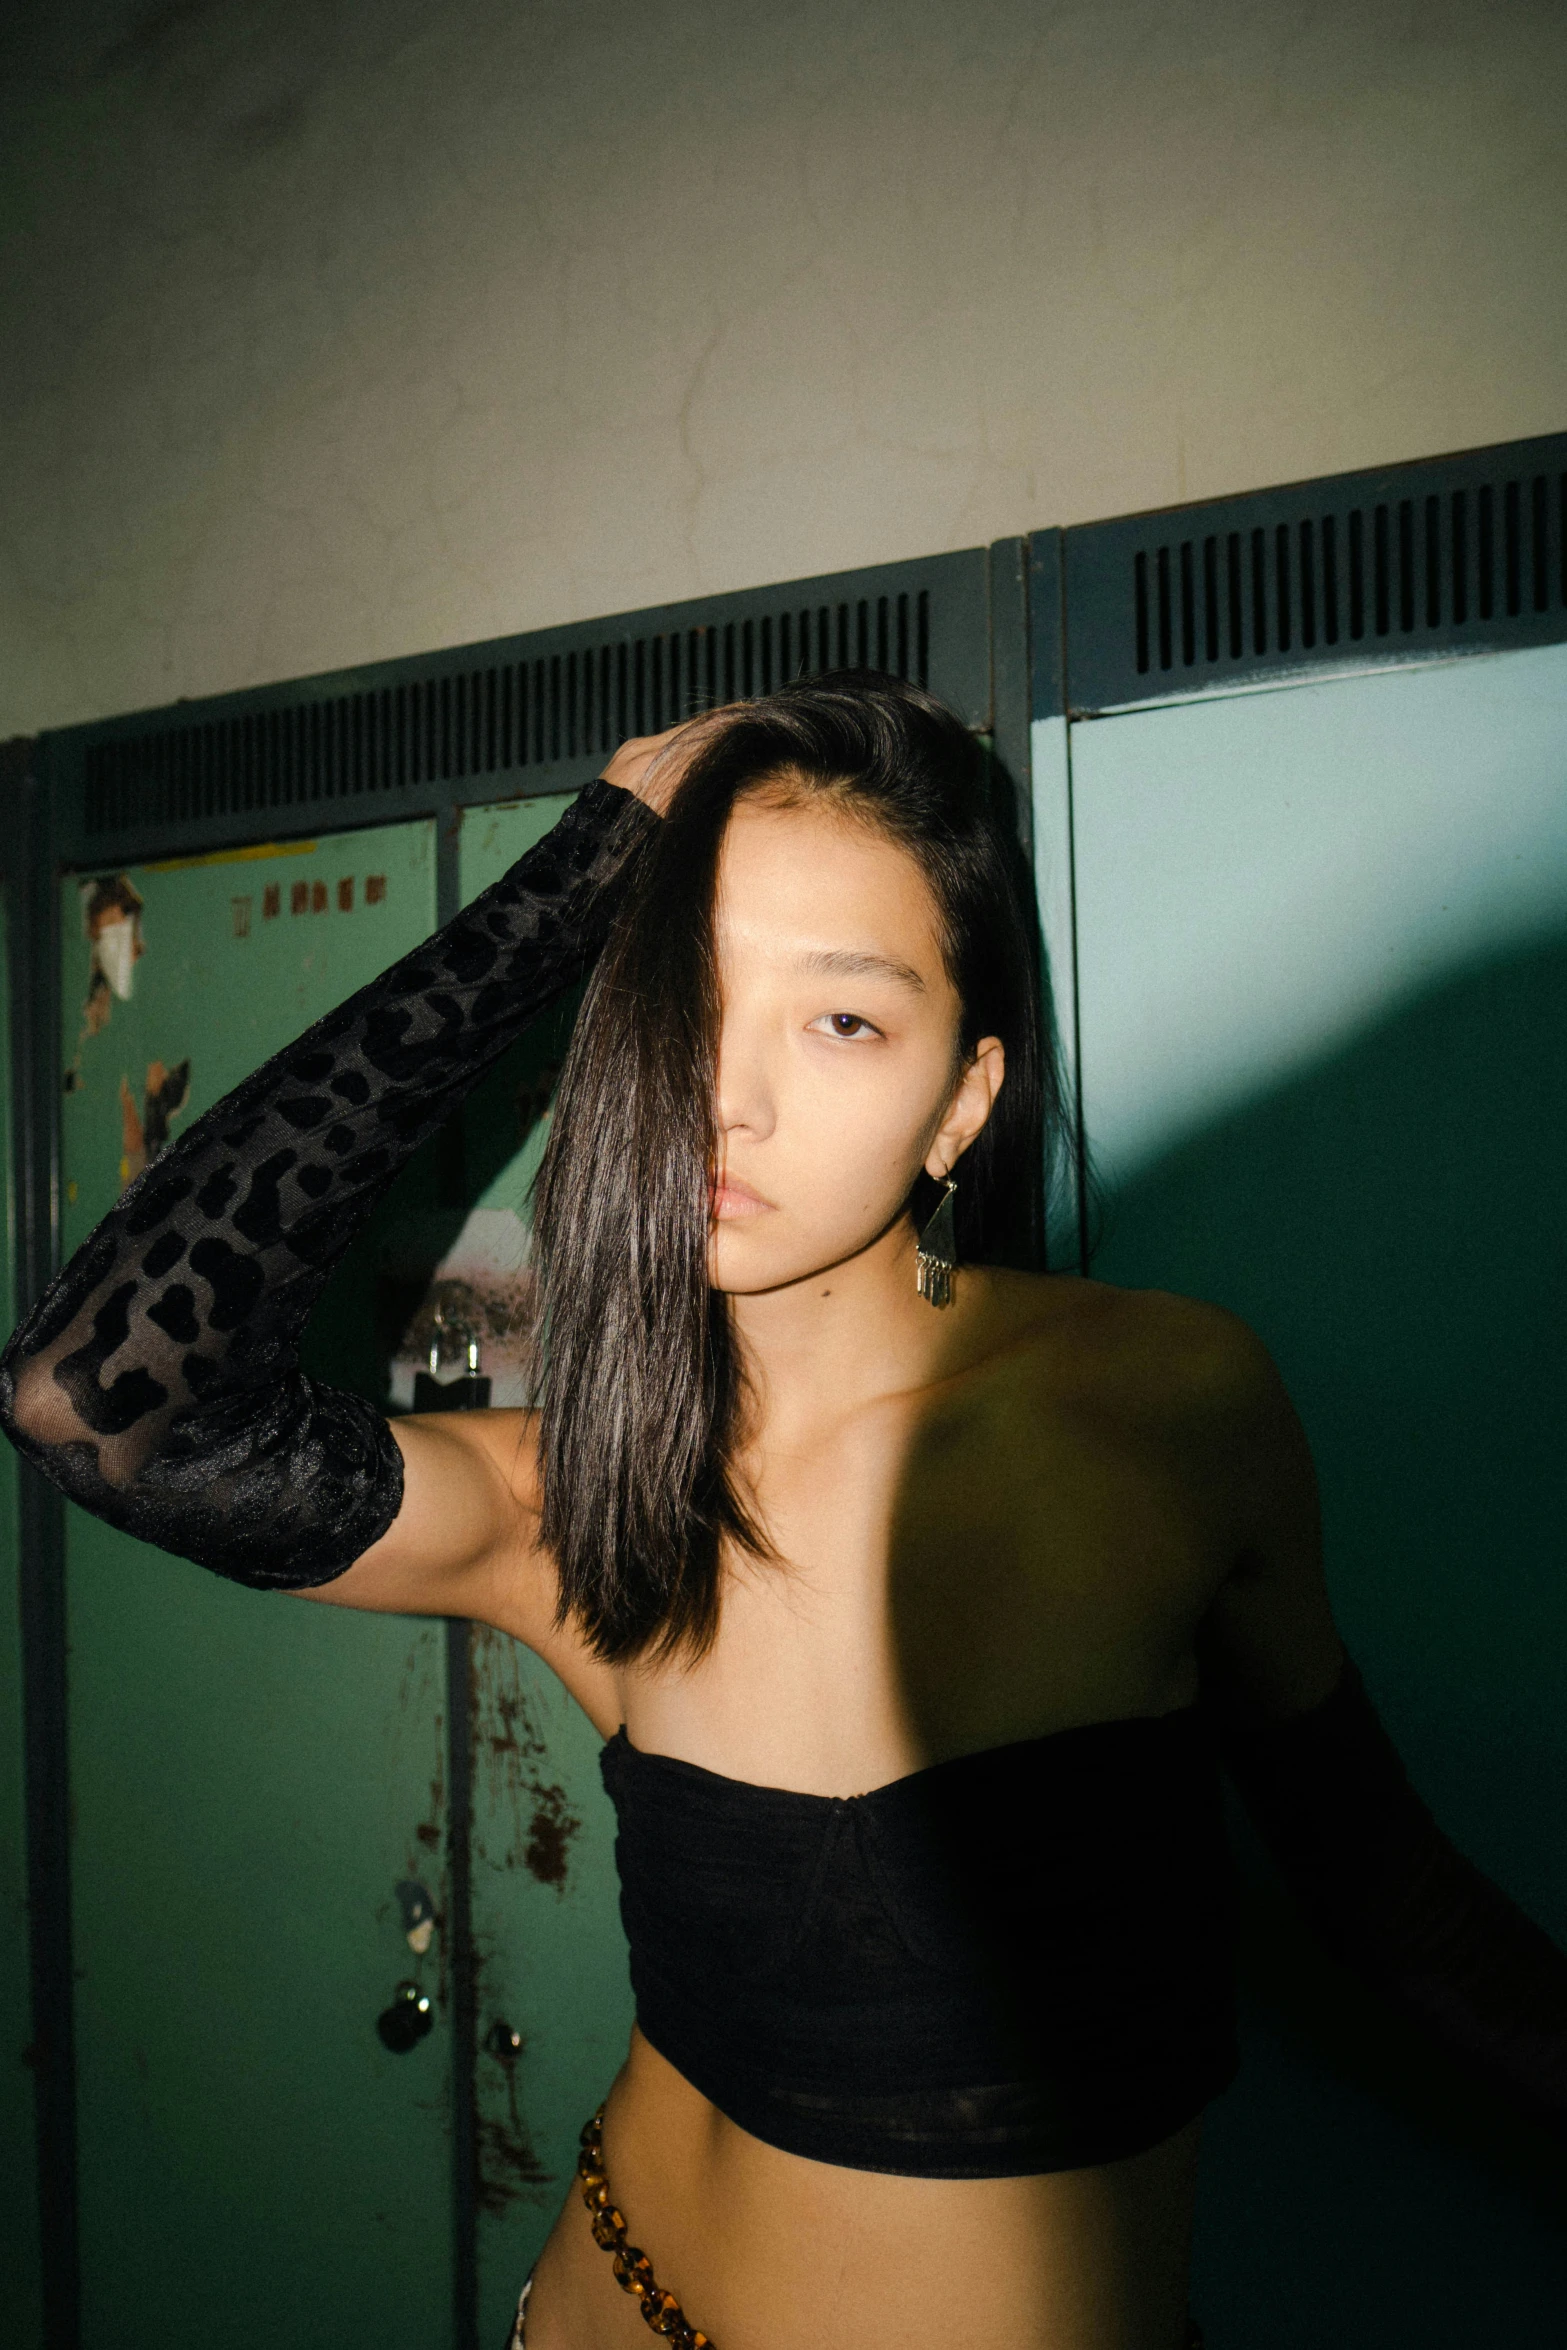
[2,0,1565,738]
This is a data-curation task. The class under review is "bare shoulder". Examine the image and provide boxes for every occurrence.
[1092,1280,1284,1421]
[978,1266,1281,1428]
[944,1270,1342,1722]
[1072,1283,1344,1719]
[989,1272,1315,1554]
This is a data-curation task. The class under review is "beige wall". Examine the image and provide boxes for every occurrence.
[3,0,1564,740]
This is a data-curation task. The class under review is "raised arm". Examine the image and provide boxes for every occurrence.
[0,774,660,1595]
[1192,1307,1567,2138]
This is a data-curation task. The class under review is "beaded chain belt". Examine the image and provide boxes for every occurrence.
[577,2104,713,2345]
[573,2100,1206,2350]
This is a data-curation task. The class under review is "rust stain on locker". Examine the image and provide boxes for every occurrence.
[523,1783,576,1891]
[475,2013,550,2208]
[470,1624,582,1890]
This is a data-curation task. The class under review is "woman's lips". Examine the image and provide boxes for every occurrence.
[709,1175,773,1220]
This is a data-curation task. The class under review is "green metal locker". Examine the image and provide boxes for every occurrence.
[0,860,48,2341]
[1036,435,1567,2346]
[58,822,456,2346]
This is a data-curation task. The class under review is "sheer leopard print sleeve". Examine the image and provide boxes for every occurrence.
[0,778,658,1590]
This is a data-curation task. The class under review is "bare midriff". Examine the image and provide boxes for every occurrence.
[521,2026,1203,2350]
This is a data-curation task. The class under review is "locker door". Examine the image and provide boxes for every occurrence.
[1,881,47,2344]
[61,822,455,2347]
[1063,641,1567,2346]
[449,796,636,2344]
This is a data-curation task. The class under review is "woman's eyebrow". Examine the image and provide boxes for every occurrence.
[793,947,926,992]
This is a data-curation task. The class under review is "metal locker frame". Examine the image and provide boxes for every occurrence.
[1035,428,1567,1268]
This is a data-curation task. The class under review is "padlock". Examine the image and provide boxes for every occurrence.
[376,1979,434,2054]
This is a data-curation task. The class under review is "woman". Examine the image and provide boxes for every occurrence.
[3,676,1563,2350]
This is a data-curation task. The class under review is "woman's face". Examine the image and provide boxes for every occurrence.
[707,790,1004,1296]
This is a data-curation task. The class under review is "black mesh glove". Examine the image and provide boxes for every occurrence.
[0,778,658,1590]
[1220,1650,1567,2137]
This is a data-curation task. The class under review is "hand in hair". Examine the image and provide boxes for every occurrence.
[600,706,747,816]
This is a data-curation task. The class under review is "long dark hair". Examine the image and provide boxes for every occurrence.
[532,673,1068,1663]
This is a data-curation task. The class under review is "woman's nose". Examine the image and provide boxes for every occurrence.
[714,1019,776,1141]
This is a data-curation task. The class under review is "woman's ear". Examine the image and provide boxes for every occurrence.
[926,1036,1005,1179]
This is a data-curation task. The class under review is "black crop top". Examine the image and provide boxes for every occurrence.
[601,1703,1240,2178]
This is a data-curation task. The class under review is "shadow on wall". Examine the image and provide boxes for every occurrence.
[1088,927,1567,2348]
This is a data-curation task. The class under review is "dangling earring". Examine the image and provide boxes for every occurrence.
[916,1172,959,1308]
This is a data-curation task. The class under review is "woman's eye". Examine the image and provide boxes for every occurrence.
[812,1012,880,1040]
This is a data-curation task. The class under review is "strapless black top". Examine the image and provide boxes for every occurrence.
[599,1705,1239,2178]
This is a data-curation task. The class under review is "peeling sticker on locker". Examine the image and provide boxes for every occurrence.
[64,875,144,1091]
[119,1058,191,1190]
[366,875,386,903]
[515,1059,564,1152]
[84,877,143,1003]
[143,839,317,873]
[395,1879,437,1955]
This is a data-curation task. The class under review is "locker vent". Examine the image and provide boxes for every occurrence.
[81,591,930,838]
[1132,466,1565,681]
